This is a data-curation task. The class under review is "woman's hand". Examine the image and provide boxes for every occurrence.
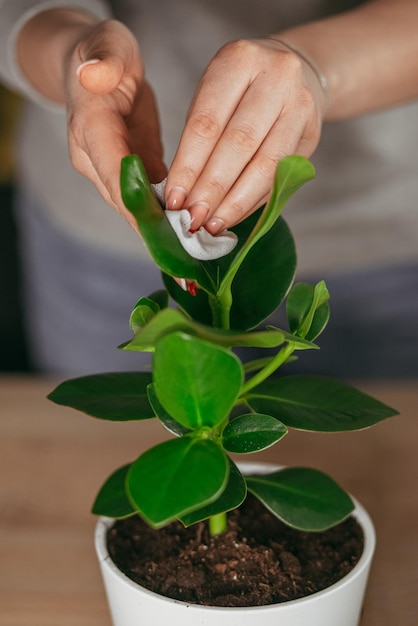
[65,20,167,231]
[166,38,327,234]
[18,11,166,233]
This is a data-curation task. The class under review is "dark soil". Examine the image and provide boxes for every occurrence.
[107,495,364,607]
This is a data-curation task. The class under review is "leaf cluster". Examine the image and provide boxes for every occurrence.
[48,155,398,535]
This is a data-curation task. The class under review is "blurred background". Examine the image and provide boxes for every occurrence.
[0,85,31,372]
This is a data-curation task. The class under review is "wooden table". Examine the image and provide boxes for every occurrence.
[0,375,417,625]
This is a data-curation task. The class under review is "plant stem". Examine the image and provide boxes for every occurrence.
[241,342,296,395]
[209,512,228,536]
[209,290,232,329]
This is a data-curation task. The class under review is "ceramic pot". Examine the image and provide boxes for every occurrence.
[94,462,375,626]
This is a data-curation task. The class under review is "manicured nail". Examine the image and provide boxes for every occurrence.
[186,280,198,296]
[76,58,101,77]
[206,217,226,235]
[188,202,210,232]
[166,186,187,210]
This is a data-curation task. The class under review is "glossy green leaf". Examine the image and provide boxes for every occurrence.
[229,216,297,329]
[47,372,155,421]
[120,156,216,293]
[219,156,315,294]
[266,326,319,351]
[153,332,243,430]
[127,437,229,527]
[147,383,190,436]
[246,467,354,531]
[222,413,287,453]
[123,307,286,352]
[180,459,247,526]
[92,464,135,519]
[129,290,169,334]
[287,281,330,340]
[245,375,399,432]
[129,297,160,334]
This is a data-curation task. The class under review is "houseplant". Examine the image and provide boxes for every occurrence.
[48,155,397,625]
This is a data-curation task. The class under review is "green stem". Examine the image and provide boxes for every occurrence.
[241,342,296,396]
[209,512,228,536]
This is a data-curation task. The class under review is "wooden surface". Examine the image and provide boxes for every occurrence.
[0,375,417,625]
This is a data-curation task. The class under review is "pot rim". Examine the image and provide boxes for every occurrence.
[95,461,375,614]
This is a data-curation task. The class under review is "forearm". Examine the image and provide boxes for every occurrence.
[276,0,418,120]
[16,8,100,103]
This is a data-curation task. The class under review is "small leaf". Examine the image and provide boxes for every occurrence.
[92,464,135,519]
[246,467,354,531]
[153,332,243,430]
[222,414,287,454]
[246,375,398,432]
[127,437,229,527]
[180,459,247,526]
[147,383,190,436]
[123,307,285,352]
[287,281,330,340]
[48,372,155,421]
[129,297,160,334]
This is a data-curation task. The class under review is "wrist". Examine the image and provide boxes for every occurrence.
[17,8,99,103]
[267,35,331,116]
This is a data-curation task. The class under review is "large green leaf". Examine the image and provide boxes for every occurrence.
[246,467,354,531]
[47,372,155,421]
[179,459,247,526]
[222,414,288,454]
[153,332,243,430]
[120,156,216,293]
[122,307,286,352]
[229,216,296,329]
[147,383,190,436]
[91,463,135,519]
[245,375,399,432]
[127,437,229,527]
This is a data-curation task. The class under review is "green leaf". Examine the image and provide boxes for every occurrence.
[219,156,315,296]
[246,467,354,531]
[92,464,135,519]
[180,459,247,526]
[287,281,330,340]
[153,332,243,430]
[229,216,297,329]
[122,307,286,352]
[222,414,287,454]
[120,156,215,293]
[129,289,169,334]
[245,375,399,432]
[47,372,155,421]
[266,326,319,351]
[127,437,229,527]
[129,297,160,334]
[147,383,190,436]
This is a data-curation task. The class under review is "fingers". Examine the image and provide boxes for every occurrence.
[166,39,324,232]
[65,20,166,231]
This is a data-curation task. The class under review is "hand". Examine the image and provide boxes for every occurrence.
[65,20,167,231]
[165,38,326,234]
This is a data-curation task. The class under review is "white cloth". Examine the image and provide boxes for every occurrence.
[152,180,237,261]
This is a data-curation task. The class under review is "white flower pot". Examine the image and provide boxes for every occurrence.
[94,463,375,626]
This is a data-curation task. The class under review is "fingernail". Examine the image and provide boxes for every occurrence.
[166,186,187,210]
[206,217,225,235]
[188,202,210,231]
[76,58,101,77]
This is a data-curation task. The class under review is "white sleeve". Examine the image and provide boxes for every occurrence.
[0,0,112,108]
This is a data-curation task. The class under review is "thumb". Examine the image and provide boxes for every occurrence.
[76,56,124,94]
